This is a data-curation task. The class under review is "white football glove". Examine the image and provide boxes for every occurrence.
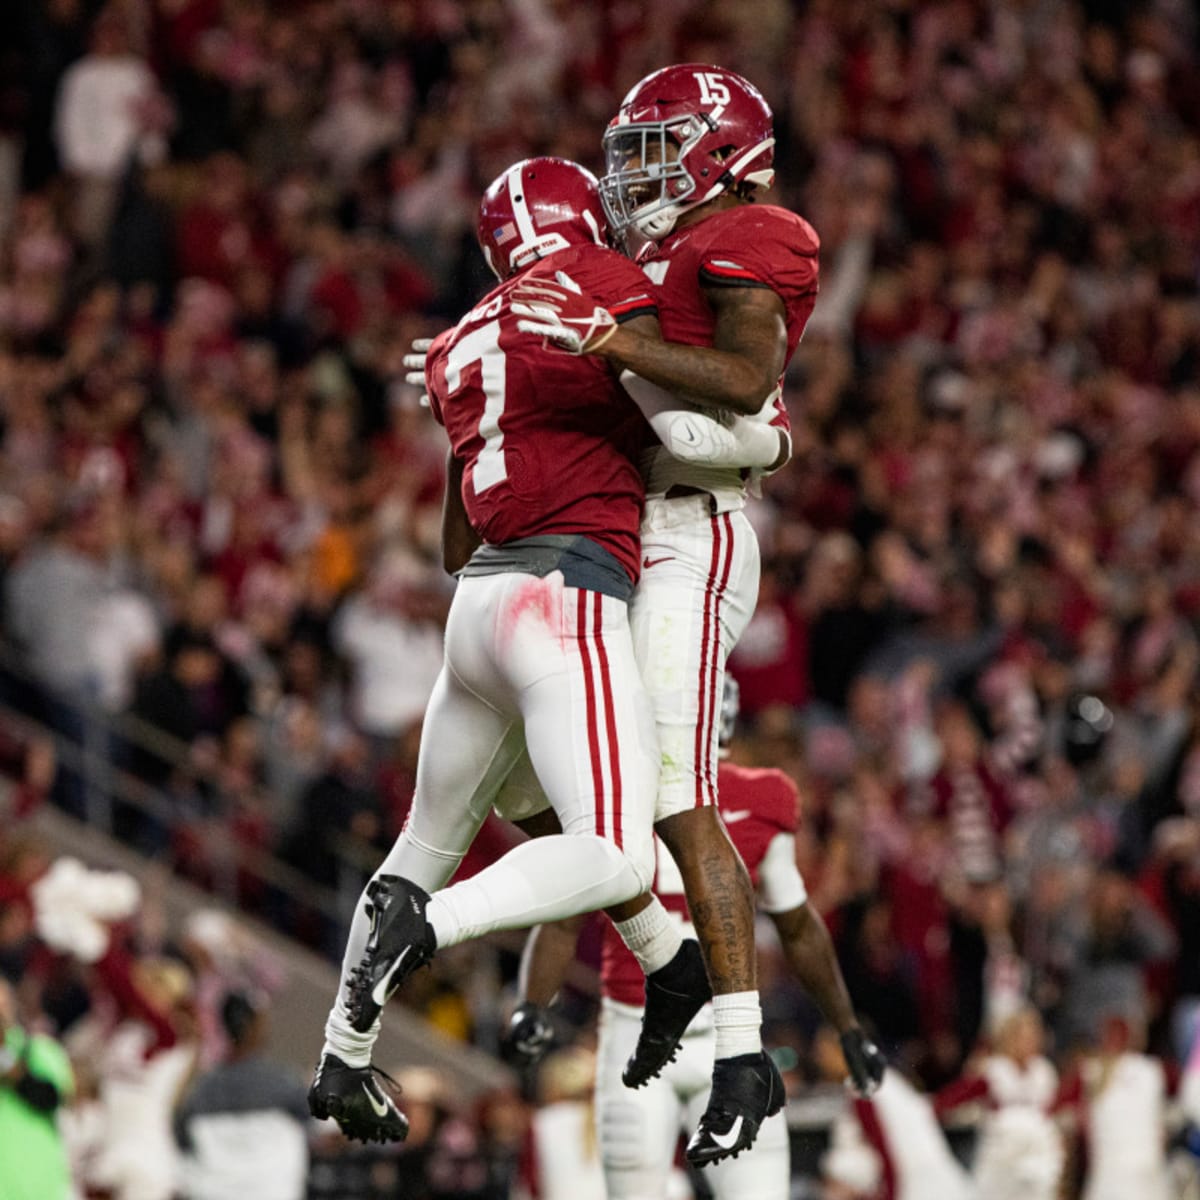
[402,337,435,407]
[510,271,618,355]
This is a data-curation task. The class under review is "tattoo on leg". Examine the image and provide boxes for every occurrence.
[687,846,757,994]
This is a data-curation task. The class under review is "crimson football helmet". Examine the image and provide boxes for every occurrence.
[600,64,775,242]
[477,157,608,280]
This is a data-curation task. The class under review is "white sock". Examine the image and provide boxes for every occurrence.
[320,882,381,1067]
[614,897,682,976]
[320,828,465,1069]
[322,1008,379,1069]
[427,834,642,948]
[713,991,762,1059]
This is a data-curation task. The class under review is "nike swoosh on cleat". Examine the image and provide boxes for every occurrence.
[371,946,412,1006]
[363,1083,391,1119]
[710,1116,744,1151]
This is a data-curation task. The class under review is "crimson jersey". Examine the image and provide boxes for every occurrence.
[637,203,819,461]
[426,244,657,583]
[601,761,801,1006]
[640,203,819,357]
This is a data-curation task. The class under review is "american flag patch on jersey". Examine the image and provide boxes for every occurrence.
[494,222,518,245]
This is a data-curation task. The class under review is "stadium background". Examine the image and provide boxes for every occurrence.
[0,0,1199,1196]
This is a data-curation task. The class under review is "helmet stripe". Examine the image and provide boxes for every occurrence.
[505,163,539,246]
[580,207,603,245]
[721,137,775,182]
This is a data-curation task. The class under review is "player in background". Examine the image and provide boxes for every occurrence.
[504,679,885,1199]
[511,64,822,1165]
[309,158,776,1145]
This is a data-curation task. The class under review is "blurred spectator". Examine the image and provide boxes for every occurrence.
[6,497,115,701]
[67,940,198,1200]
[175,990,310,1200]
[53,9,165,246]
[1057,1016,1174,1200]
[834,894,923,1063]
[178,908,287,1070]
[935,1008,1063,1200]
[0,976,74,1200]
[282,729,379,889]
[1055,866,1177,1048]
[332,553,446,745]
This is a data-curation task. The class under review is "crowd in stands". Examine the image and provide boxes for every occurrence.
[1,0,1200,1194]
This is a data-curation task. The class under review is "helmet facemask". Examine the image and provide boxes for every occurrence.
[600,114,715,243]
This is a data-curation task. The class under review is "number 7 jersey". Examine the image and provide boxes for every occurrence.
[426,244,658,585]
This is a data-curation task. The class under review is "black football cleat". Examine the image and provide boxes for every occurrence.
[622,938,712,1088]
[346,875,437,1033]
[308,1053,409,1143]
[686,1050,785,1167]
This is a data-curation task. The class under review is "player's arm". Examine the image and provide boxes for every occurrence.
[511,274,787,415]
[615,312,788,470]
[758,832,885,1094]
[441,450,480,575]
[500,914,587,1069]
[518,915,587,1008]
[596,284,788,415]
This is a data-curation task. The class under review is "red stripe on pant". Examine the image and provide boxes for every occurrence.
[693,516,725,806]
[700,514,735,804]
[590,591,623,848]
[577,589,606,838]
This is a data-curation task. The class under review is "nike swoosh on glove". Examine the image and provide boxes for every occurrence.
[841,1027,887,1097]
[510,271,618,355]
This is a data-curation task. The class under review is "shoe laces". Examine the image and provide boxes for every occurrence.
[369,1063,404,1106]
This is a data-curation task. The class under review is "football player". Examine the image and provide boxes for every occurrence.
[505,679,885,1199]
[308,158,769,1144]
[511,64,822,1165]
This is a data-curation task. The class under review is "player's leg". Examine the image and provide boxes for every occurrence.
[496,747,686,992]
[343,573,658,1051]
[631,503,784,1163]
[422,579,658,948]
[311,578,523,1139]
[625,506,760,1046]
[596,1001,688,1200]
[321,663,524,1055]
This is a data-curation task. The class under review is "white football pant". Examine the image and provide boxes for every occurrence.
[326,571,658,1051]
[493,498,760,826]
[631,496,760,819]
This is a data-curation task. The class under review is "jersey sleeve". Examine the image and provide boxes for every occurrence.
[573,247,658,324]
[697,209,819,305]
[761,770,801,835]
[756,831,808,914]
[424,327,455,427]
